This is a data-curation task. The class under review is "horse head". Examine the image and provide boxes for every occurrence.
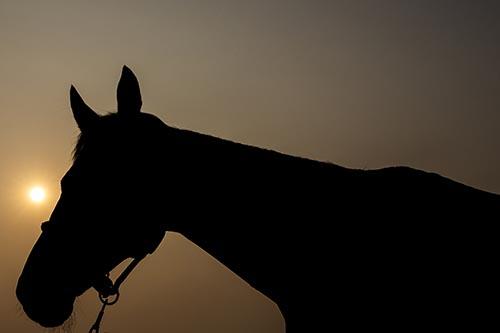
[16,67,167,327]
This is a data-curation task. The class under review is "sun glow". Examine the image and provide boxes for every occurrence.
[28,186,46,203]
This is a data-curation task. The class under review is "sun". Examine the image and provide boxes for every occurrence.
[29,186,46,203]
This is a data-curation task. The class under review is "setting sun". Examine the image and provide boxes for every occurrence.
[28,186,46,203]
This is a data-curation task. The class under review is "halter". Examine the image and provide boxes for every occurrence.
[39,220,162,333]
[89,254,146,333]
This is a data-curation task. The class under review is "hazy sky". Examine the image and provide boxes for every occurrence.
[1,1,499,332]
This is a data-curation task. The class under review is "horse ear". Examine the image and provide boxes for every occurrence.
[117,65,142,115]
[70,85,99,131]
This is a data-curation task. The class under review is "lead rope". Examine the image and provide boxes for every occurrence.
[89,255,146,333]
[89,302,107,333]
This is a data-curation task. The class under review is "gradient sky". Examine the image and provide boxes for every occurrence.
[1,1,499,332]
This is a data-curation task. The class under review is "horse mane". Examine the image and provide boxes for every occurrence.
[72,113,121,161]
[71,111,345,176]
[72,132,85,161]
[72,114,106,161]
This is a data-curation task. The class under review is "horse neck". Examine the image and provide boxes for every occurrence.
[152,126,356,272]
[156,125,354,221]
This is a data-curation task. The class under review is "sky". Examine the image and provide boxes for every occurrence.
[1,1,499,332]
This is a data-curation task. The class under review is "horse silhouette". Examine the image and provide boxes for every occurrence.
[17,66,499,331]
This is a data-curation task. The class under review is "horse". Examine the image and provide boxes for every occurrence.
[17,66,498,332]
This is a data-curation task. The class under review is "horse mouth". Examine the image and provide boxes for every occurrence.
[20,296,74,328]
[16,280,75,328]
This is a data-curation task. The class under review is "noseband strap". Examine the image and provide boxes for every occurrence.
[89,255,146,333]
